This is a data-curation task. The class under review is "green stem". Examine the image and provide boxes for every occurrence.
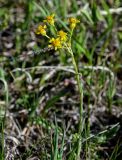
[67,46,83,160]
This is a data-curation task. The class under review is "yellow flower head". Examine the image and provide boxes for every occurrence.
[69,17,80,29]
[35,24,47,36]
[58,30,67,42]
[49,37,62,50]
[43,14,55,26]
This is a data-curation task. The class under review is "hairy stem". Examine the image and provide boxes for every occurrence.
[67,46,83,160]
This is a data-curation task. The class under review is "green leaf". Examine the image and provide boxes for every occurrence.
[43,89,68,114]
[81,10,94,25]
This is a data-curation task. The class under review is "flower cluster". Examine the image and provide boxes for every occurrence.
[35,14,80,50]
[35,25,47,36]
[69,17,80,29]
[43,13,55,26]
[58,30,67,42]
[49,38,62,50]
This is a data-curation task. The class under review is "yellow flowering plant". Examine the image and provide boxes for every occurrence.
[57,30,67,42]
[35,14,82,160]
[35,24,47,36]
[43,13,55,26]
[49,38,62,50]
[69,17,80,30]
